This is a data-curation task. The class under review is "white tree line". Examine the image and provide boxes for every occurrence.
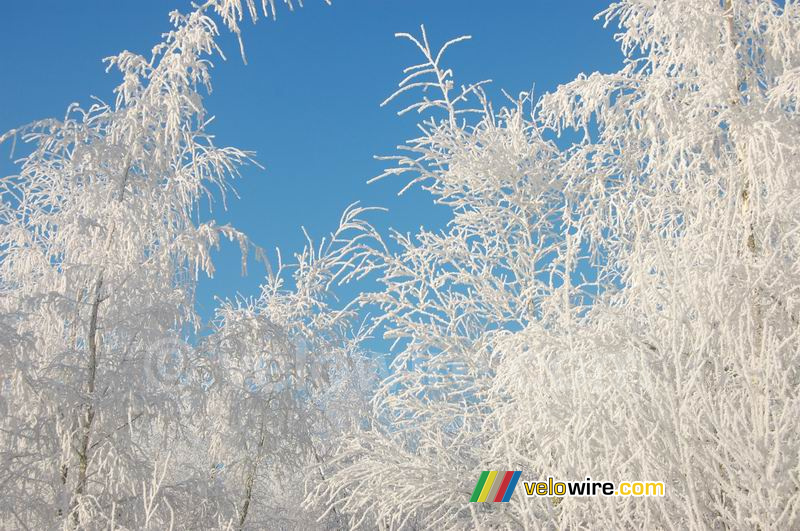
[1,0,799,529]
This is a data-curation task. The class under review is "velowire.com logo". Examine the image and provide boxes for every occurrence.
[470,471,666,502]
[469,471,522,503]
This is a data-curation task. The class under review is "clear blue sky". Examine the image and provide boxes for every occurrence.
[0,1,621,321]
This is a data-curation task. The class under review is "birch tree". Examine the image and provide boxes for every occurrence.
[199,206,380,530]
[0,1,323,528]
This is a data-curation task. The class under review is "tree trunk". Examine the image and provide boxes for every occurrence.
[238,425,266,530]
[71,275,103,526]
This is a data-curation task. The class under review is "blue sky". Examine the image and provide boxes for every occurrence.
[0,1,622,321]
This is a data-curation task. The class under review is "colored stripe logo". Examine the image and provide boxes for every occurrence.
[470,471,521,502]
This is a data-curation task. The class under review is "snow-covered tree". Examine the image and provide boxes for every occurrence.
[0,1,325,528]
[308,26,570,528]
[198,206,380,530]
[315,1,800,528]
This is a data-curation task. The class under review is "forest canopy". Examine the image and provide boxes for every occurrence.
[1,0,799,529]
